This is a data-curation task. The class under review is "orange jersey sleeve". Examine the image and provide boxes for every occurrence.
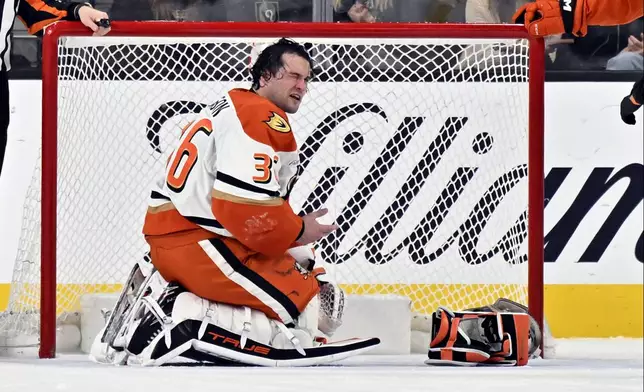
[573,0,643,36]
[211,89,303,257]
[584,0,643,26]
[211,194,303,257]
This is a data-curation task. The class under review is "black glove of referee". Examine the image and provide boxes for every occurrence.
[620,77,644,125]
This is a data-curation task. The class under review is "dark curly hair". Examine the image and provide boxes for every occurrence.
[250,38,314,91]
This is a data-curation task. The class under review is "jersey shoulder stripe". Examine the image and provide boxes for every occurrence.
[215,171,281,198]
[150,190,171,201]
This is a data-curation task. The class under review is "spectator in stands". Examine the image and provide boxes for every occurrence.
[106,0,310,23]
[546,17,643,71]
[607,33,644,71]
[333,0,391,23]
[465,0,526,24]
[154,0,228,21]
[95,0,152,20]
[457,0,532,70]
[105,0,227,21]
[333,0,466,23]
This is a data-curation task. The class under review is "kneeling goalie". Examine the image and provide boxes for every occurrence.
[91,38,378,366]
[90,37,540,367]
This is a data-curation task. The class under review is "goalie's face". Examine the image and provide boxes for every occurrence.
[260,53,311,114]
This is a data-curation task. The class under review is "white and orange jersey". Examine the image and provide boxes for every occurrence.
[143,89,303,256]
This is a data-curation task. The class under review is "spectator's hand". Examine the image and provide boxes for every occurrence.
[348,3,376,23]
[296,209,338,246]
[623,34,644,55]
[78,6,111,36]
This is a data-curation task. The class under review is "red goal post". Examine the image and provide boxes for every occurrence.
[35,21,545,358]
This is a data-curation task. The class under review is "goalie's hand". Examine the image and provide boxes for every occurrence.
[620,78,644,125]
[513,0,567,37]
[296,209,338,246]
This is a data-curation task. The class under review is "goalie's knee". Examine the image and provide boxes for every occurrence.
[172,290,274,346]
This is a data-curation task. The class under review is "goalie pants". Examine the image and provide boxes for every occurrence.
[145,229,320,326]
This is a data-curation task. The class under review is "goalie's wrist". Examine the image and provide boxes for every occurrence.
[558,0,577,35]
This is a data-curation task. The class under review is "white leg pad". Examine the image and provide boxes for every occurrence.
[171,292,273,346]
[133,290,321,365]
[272,295,318,352]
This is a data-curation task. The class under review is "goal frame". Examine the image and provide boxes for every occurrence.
[40,21,545,359]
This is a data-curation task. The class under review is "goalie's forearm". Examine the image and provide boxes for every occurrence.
[211,190,303,256]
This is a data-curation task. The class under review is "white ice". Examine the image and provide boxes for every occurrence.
[1,338,642,392]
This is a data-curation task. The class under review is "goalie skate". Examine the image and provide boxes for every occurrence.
[93,260,154,364]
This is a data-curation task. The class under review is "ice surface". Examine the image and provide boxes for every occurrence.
[0,339,642,392]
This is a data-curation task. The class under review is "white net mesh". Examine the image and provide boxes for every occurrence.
[0,33,533,349]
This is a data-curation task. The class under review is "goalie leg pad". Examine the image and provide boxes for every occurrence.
[191,325,380,367]
[122,285,379,366]
[272,295,318,355]
[124,284,275,366]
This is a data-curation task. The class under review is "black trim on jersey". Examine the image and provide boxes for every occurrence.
[216,171,281,198]
[185,216,224,229]
[208,238,299,325]
[150,191,171,201]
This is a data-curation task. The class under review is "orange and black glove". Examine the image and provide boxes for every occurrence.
[513,0,583,37]
[620,78,644,125]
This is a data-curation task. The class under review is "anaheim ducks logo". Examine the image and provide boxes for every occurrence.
[264,112,291,133]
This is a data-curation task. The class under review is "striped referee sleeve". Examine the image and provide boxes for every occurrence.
[17,0,85,34]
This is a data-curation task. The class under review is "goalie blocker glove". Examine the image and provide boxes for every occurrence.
[425,307,531,366]
[620,77,644,125]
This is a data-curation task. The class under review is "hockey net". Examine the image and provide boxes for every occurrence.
[0,22,544,357]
